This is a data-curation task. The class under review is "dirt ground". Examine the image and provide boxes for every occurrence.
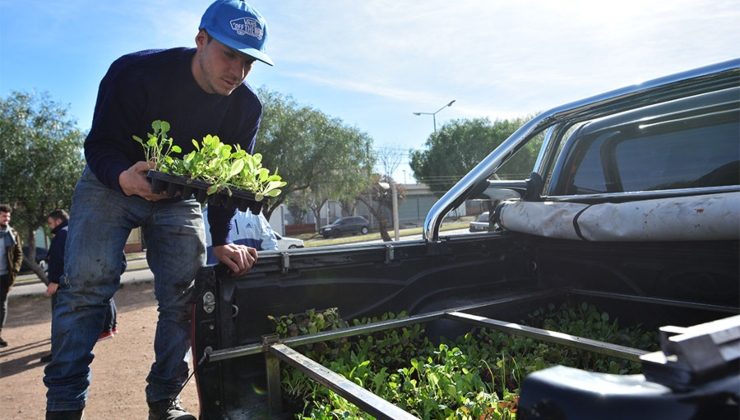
[0,281,199,420]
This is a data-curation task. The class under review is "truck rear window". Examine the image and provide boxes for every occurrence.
[568,117,739,194]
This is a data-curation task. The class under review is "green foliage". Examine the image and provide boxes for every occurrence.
[269,308,347,338]
[0,91,85,251]
[410,117,539,195]
[133,120,287,201]
[272,303,659,419]
[131,120,181,169]
[257,88,376,218]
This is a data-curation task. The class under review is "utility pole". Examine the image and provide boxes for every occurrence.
[391,180,399,241]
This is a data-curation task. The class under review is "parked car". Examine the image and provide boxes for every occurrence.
[20,246,48,274]
[469,212,490,232]
[319,216,370,238]
[275,233,304,251]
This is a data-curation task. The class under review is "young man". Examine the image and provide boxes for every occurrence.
[43,1,273,419]
[0,204,23,348]
[39,209,70,364]
[44,210,69,299]
[40,210,122,365]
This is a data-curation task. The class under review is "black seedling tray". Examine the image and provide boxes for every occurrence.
[147,170,264,214]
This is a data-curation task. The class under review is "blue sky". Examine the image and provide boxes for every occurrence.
[1,0,738,183]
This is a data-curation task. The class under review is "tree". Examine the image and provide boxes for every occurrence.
[0,91,85,280]
[285,190,310,224]
[256,88,375,220]
[409,117,536,195]
[376,146,404,180]
[356,174,406,242]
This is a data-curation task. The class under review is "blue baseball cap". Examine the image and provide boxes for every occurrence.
[199,0,274,66]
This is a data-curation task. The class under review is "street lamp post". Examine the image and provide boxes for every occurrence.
[413,99,456,132]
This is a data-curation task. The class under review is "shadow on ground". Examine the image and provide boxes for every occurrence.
[6,282,158,328]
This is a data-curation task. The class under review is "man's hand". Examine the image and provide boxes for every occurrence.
[119,161,167,201]
[213,243,258,276]
[46,282,59,297]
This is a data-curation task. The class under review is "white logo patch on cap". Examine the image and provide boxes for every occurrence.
[230,17,264,40]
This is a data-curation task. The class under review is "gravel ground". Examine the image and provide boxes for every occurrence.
[0,281,199,419]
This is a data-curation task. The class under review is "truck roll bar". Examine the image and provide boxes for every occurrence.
[423,59,740,241]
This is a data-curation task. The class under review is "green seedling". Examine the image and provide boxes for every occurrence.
[132,120,182,171]
[134,120,287,200]
[271,303,659,419]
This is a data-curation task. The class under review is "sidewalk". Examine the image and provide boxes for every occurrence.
[9,252,153,298]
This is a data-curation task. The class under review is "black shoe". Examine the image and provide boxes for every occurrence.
[40,353,53,363]
[0,337,7,348]
[45,409,84,420]
[148,398,195,420]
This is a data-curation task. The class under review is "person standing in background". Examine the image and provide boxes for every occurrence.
[0,203,23,348]
[44,209,70,301]
[41,209,124,364]
[40,209,70,363]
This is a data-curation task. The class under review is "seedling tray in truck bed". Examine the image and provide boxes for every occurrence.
[147,170,264,214]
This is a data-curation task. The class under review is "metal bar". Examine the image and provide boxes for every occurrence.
[568,289,740,314]
[446,311,648,361]
[541,185,740,203]
[208,312,444,362]
[423,59,740,241]
[208,313,443,361]
[269,343,419,420]
[208,290,555,363]
[263,335,283,416]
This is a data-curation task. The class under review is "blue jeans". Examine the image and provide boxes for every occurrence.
[0,274,10,332]
[44,167,205,411]
[102,298,117,332]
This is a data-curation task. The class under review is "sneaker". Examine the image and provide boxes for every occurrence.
[97,330,114,342]
[0,337,8,348]
[147,398,195,420]
[40,353,53,363]
[45,409,84,420]
[111,327,118,336]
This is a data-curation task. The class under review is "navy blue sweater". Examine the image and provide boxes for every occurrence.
[84,48,263,245]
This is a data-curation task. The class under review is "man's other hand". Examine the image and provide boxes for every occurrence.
[46,282,59,297]
[213,243,258,276]
[119,161,168,201]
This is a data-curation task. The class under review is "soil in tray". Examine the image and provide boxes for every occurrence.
[147,170,264,214]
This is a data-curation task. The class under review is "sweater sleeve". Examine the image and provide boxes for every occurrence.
[46,230,66,284]
[207,205,237,246]
[84,61,148,191]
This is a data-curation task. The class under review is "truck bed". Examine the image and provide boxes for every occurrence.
[192,234,738,419]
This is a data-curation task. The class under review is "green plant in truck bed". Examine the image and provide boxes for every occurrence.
[270,303,659,419]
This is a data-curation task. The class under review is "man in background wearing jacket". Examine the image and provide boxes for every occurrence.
[0,203,23,348]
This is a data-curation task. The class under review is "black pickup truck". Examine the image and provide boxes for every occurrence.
[191,60,739,419]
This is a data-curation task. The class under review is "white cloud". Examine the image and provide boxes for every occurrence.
[2,0,738,154]
[261,0,740,119]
